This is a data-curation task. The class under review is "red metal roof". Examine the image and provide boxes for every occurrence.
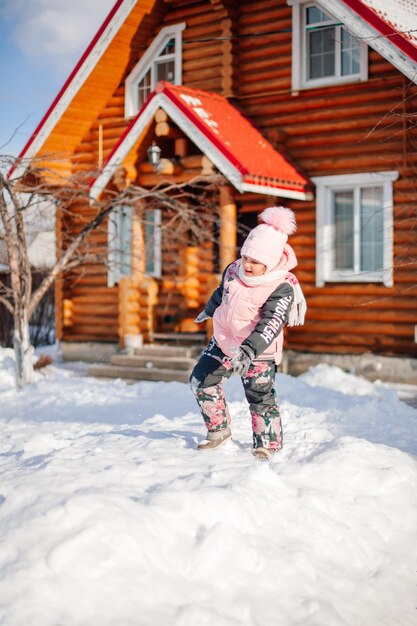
[92,81,313,200]
[159,82,312,194]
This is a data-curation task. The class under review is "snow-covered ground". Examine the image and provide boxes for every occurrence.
[1,346,417,626]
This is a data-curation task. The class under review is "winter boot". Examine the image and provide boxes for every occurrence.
[253,446,280,460]
[197,427,232,450]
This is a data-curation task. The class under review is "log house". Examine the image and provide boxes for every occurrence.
[12,0,417,357]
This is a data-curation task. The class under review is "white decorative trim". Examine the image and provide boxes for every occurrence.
[125,23,185,118]
[90,92,245,200]
[313,171,399,287]
[289,1,368,92]
[158,98,244,190]
[11,0,137,181]
[241,182,313,200]
[323,0,417,83]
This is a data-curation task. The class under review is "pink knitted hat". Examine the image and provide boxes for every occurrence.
[241,206,297,271]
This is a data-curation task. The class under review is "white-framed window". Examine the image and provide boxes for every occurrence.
[288,0,367,91]
[313,171,399,287]
[144,208,162,278]
[125,23,185,118]
[108,206,132,287]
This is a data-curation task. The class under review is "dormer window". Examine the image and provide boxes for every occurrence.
[288,1,367,91]
[125,23,185,118]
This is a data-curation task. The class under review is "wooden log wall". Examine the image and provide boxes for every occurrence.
[237,0,417,356]
[58,0,416,356]
[61,0,229,342]
[61,1,228,343]
[118,275,159,344]
[165,0,238,94]
[58,195,119,342]
[156,208,216,332]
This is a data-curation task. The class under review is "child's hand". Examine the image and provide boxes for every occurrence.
[230,346,254,377]
[194,310,210,323]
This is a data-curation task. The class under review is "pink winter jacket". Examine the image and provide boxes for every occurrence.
[205,246,298,365]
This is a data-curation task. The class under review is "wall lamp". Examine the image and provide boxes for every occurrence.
[147,141,162,171]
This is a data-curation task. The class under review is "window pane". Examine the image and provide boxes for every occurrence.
[308,27,335,79]
[109,206,131,284]
[333,191,354,270]
[145,209,161,277]
[360,187,384,272]
[341,28,360,76]
[159,37,175,56]
[306,6,332,24]
[145,210,155,275]
[138,70,151,108]
[119,207,132,276]
[155,59,175,83]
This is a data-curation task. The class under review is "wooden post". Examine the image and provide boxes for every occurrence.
[154,108,168,123]
[155,121,182,138]
[219,185,237,271]
[118,277,130,347]
[62,299,73,328]
[175,138,188,158]
[131,203,145,279]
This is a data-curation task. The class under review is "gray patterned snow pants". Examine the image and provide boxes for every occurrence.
[190,337,283,450]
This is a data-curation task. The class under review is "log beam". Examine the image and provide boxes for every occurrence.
[132,204,145,278]
[155,121,183,139]
[219,185,237,271]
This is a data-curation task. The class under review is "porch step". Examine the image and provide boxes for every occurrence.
[133,343,202,358]
[152,332,206,346]
[87,338,205,383]
[111,354,196,371]
[88,363,191,383]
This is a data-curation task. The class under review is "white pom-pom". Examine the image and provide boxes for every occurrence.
[260,206,296,235]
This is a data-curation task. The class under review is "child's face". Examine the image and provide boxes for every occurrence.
[241,255,267,276]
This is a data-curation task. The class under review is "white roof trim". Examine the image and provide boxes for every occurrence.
[90,92,245,200]
[90,94,161,199]
[241,182,313,200]
[159,98,244,191]
[319,0,417,83]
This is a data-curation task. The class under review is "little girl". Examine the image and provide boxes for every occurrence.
[190,206,306,459]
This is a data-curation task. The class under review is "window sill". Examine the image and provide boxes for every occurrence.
[295,75,366,92]
[318,273,393,287]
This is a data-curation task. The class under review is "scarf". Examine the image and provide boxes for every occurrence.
[238,264,307,327]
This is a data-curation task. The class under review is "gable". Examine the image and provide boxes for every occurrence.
[90,81,313,200]
[9,0,162,180]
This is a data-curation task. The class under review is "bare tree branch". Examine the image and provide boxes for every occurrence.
[0,294,13,314]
